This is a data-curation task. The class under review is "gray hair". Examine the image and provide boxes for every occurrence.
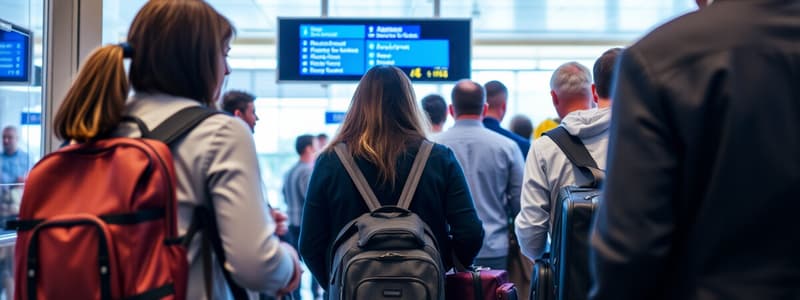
[549,61,593,98]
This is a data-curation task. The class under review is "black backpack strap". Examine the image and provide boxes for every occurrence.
[543,127,604,188]
[146,106,220,146]
[334,143,383,211]
[146,106,248,299]
[396,141,433,209]
[190,206,250,300]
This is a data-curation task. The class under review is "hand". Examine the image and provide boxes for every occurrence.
[271,208,289,236]
[275,242,303,298]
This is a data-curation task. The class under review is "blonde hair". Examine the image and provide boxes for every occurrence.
[328,66,429,186]
[53,46,128,142]
[53,0,234,142]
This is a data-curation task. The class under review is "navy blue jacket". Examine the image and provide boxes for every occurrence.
[483,117,530,158]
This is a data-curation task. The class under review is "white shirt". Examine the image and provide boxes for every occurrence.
[117,93,294,299]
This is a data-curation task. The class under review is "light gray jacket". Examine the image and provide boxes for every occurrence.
[515,107,611,260]
[116,93,294,299]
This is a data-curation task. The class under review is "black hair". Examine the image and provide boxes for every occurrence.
[421,94,447,125]
[593,48,623,99]
[295,134,315,155]
[221,90,255,115]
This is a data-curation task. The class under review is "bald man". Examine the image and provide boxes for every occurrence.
[1,126,29,184]
[435,79,524,270]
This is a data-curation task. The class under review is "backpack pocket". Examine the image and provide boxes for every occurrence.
[19,214,121,300]
[342,250,443,300]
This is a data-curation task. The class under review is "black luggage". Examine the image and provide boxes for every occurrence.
[531,127,603,300]
[531,253,553,300]
[550,186,599,300]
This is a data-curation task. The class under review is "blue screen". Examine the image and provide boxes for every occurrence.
[279,18,470,82]
[0,20,31,83]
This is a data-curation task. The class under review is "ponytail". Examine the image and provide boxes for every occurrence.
[54,45,129,143]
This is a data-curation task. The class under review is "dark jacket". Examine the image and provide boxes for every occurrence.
[483,117,530,158]
[299,142,485,287]
[590,1,800,299]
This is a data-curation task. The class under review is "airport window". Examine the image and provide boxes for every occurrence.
[0,1,45,297]
[0,0,44,219]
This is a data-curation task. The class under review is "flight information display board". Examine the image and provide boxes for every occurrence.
[278,18,470,82]
[0,19,32,84]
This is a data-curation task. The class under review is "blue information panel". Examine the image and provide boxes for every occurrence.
[300,39,365,76]
[325,111,346,124]
[299,24,451,80]
[21,112,41,125]
[279,18,471,82]
[0,19,31,83]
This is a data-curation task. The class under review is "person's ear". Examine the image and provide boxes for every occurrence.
[449,104,456,118]
[591,84,599,104]
[550,90,559,107]
[233,109,243,118]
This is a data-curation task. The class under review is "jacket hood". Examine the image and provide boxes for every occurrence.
[561,107,612,138]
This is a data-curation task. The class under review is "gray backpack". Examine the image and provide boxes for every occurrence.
[329,141,445,300]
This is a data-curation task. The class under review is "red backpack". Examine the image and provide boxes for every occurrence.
[6,106,245,300]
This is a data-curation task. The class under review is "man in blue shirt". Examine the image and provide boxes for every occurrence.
[1,126,28,218]
[436,80,524,270]
[1,126,28,185]
[482,80,530,158]
[282,134,320,300]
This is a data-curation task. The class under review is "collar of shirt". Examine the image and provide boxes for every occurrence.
[454,119,484,128]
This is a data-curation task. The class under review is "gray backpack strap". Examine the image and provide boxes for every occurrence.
[396,141,433,209]
[334,143,382,211]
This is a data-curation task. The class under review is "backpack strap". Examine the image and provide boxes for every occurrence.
[145,106,220,145]
[333,141,433,211]
[543,126,604,188]
[145,106,249,300]
[396,141,433,209]
[334,143,382,211]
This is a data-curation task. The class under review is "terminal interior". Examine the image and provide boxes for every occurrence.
[0,1,695,299]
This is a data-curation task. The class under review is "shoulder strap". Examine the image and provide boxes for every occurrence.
[396,141,433,209]
[146,106,220,146]
[543,126,604,188]
[333,141,434,211]
[334,143,382,211]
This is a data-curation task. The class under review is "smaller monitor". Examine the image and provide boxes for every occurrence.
[0,18,33,84]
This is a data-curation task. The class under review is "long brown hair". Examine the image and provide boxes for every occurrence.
[328,65,429,186]
[53,0,234,142]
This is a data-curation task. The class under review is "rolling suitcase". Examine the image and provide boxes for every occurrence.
[542,127,604,300]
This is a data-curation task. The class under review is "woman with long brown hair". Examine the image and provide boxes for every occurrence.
[52,1,300,299]
[299,65,485,292]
